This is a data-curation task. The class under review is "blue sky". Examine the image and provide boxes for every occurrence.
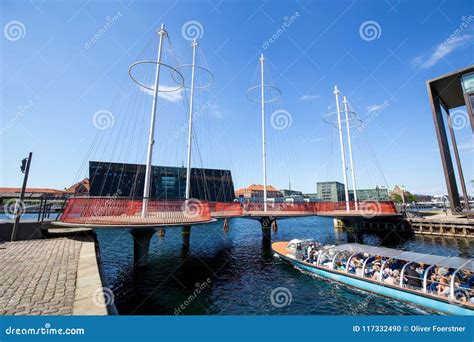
[1,0,473,195]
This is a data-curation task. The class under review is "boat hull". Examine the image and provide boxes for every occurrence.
[273,245,474,316]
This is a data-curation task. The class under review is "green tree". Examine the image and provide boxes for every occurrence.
[391,193,403,203]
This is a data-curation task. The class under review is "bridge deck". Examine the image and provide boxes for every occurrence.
[55,198,399,227]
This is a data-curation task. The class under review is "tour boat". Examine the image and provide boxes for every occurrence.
[272,240,474,315]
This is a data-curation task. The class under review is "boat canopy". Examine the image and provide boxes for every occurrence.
[332,243,473,272]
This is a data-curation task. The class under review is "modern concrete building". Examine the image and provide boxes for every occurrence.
[316,181,345,202]
[349,187,389,201]
[427,65,473,213]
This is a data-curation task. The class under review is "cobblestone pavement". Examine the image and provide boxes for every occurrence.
[0,238,82,315]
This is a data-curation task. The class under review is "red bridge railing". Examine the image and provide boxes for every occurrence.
[216,201,398,216]
[59,197,212,225]
[58,198,398,226]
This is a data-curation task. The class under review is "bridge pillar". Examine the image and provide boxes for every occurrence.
[130,228,155,267]
[182,225,191,255]
[260,217,274,246]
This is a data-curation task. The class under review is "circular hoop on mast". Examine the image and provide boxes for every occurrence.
[246,84,281,103]
[129,60,185,92]
[323,110,362,128]
[171,64,214,89]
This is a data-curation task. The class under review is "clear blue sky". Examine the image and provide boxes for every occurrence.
[1,0,473,195]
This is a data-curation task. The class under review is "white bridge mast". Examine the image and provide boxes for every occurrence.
[142,24,167,217]
[260,54,268,212]
[185,39,198,200]
[334,85,350,211]
[343,96,358,210]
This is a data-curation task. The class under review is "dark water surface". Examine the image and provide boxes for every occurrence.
[95,217,473,315]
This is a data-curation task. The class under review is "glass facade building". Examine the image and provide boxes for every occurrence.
[316,181,345,202]
[89,161,235,202]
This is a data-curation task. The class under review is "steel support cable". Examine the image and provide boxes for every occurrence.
[88,36,157,196]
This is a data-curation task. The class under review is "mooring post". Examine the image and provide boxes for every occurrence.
[130,228,155,267]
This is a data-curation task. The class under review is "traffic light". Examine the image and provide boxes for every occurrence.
[20,158,28,173]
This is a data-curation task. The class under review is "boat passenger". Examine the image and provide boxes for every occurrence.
[437,277,450,297]
[348,259,357,274]
[404,264,422,289]
[371,264,381,280]
[382,268,394,284]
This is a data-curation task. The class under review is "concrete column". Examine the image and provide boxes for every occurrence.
[130,228,155,267]
[427,84,461,213]
[260,217,274,247]
[182,225,191,256]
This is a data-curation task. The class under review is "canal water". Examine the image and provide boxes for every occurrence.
[95,217,473,315]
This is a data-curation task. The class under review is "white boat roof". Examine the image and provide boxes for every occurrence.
[332,243,473,272]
